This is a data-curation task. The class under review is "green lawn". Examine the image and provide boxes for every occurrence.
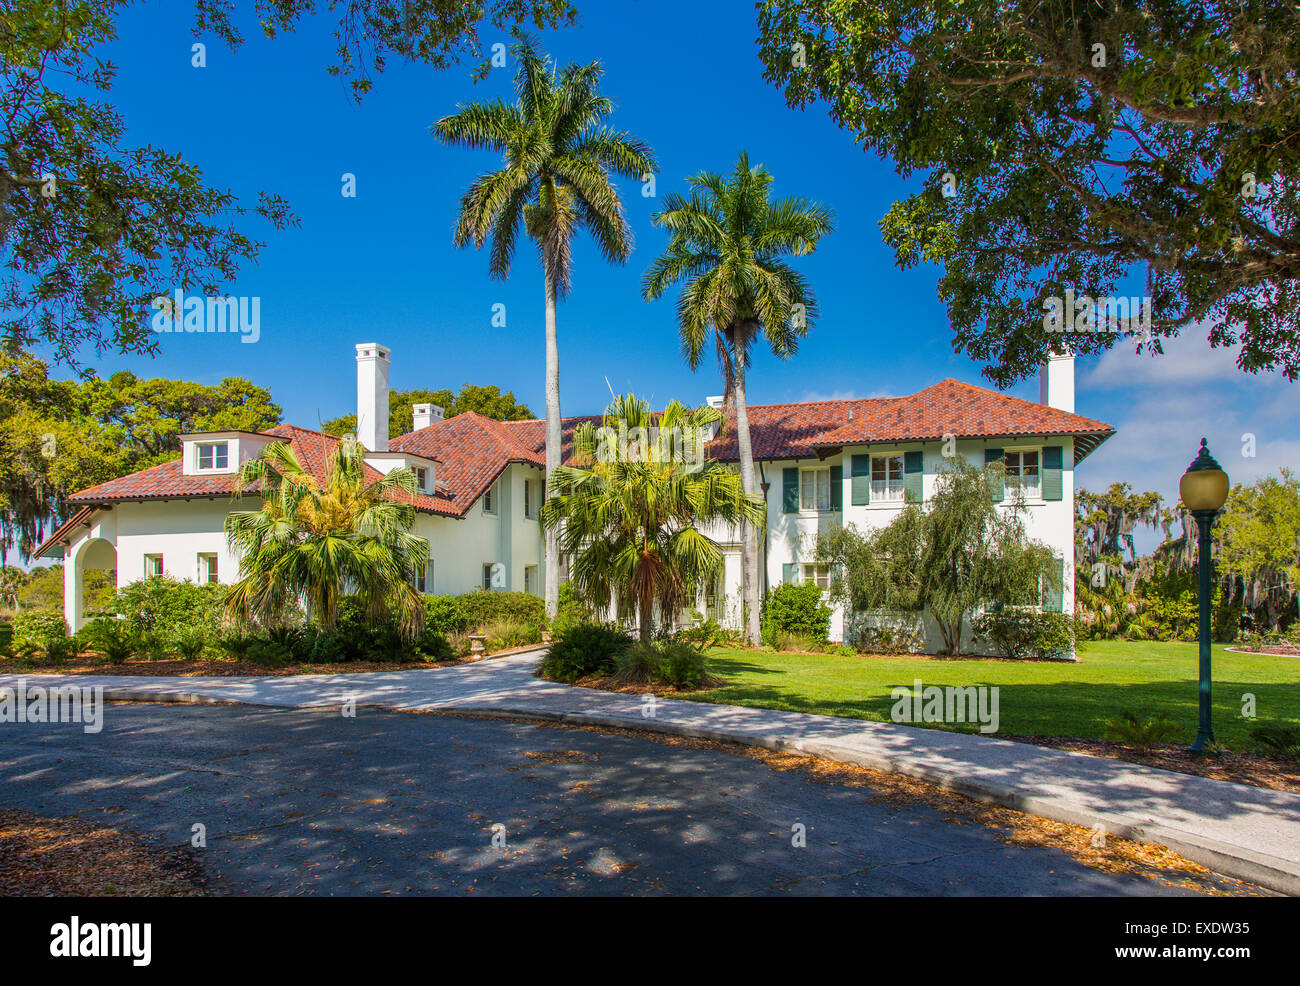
[688,641,1300,748]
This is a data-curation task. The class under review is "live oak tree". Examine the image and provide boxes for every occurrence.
[0,349,281,561]
[1217,469,1300,632]
[757,0,1300,386]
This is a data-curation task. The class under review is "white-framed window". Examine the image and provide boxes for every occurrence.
[483,483,497,515]
[524,564,538,595]
[414,466,429,492]
[144,554,163,577]
[482,562,505,591]
[196,441,229,471]
[1005,449,1041,499]
[800,468,832,512]
[801,563,832,591]
[870,454,905,502]
[523,478,536,520]
[197,553,218,584]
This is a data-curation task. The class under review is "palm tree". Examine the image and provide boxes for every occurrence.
[541,393,766,641]
[434,35,656,621]
[224,439,429,636]
[642,152,833,644]
[0,565,27,613]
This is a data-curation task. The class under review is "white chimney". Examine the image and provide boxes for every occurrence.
[1039,350,1075,413]
[356,343,391,452]
[412,403,444,431]
[705,395,725,409]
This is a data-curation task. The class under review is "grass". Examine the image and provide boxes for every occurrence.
[685,640,1300,748]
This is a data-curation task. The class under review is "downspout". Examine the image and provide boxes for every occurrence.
[758,462,770,598]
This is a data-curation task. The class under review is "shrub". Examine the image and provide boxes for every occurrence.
[114,577,226,652]
[424,590,546,636]
[674,618,726,649]
[12,609,68,650]
[79,618,137,665]
[551,581,596,635]
[774,631,827,653]
[43,635,80,662]
[847,618,924,655]
[246,638,294,668]
[332,599,418,662]
[760,583,831,647]
[652,641,718,689]
[974,610,1076,660]
[614,642,662,684]
[1104,711,1184,750]
[1249,722,1300,758]
[483,616,541,652]
[416,630,457,663]
[537,623,630,682]
[174,629,208,661]
[216,635,257,662]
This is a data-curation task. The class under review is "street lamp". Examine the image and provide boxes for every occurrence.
[1178,438,1230,752]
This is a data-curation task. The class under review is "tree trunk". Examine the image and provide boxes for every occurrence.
[731,325,762,646]
[639,601,652,642]
[543,270,561,621]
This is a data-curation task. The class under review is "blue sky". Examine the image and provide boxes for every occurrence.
[52,0,1300,531]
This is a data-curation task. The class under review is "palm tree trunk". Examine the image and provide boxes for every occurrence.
[543,269,562,621]
[731,324,762,645]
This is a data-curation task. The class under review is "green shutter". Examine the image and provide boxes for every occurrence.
[985,448,1005,502]
[903,451,923,503]
[782,468,799,513]
[850,454,870,505]
[782,562,798,585]
[1042,445,1063,501]
[830,464,843,511]
[1043,557,1065,612]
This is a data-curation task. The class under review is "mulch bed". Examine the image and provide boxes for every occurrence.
[0,808,207,897]
[1230,643,1300,657]
[1012,735,1300,793]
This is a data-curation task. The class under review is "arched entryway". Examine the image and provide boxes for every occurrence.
[68,536,116,633]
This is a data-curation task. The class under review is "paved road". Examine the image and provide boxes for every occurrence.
[0,704,1209,896]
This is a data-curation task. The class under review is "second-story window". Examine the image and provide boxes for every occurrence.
[1005,449,1041,498]
[800,468,831,512]
[871,454,905,501]
[414,467,428,492]
[197,442,229,470]
[483,483,497,515]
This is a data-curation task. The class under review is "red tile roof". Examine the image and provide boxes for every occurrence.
[703,379,1113,465]
[56,378,1113,526]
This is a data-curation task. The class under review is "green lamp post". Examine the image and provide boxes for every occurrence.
[1178,438,1230,753]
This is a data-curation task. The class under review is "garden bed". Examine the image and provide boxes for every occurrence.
[1228,643,1300,657]
[0,807,207,896]
[0,651,520,678]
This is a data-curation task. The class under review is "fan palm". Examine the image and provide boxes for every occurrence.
[541,393,766,641]
[434,35,656,620]
[642,152,833,644]
[224,438,429,637]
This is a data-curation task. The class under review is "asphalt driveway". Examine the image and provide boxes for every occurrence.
[0,704,1214,896]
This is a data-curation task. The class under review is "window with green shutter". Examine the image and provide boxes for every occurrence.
[1042,445,1064,501]
[903,451,923,503]
[782,468,799,513]
[985,448,1005,502]
[830,464,843,510]
[1042,557,1066,611]
[850,454,870,505]
[782,562,798,584]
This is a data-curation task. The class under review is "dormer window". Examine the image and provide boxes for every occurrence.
[414,466,429,492]
[197,442,229,471]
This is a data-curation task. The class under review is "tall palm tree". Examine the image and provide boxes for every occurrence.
[224,439,429,636]
[642,152,833,644]
[541,394,766,641]
[434,35,656,621]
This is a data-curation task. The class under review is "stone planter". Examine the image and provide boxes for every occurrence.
[540,630,552,645]
[468,634,487,659]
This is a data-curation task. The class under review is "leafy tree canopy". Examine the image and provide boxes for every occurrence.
[758,0,1300,386]
[0,349,281,561]
[321,384,534,439]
